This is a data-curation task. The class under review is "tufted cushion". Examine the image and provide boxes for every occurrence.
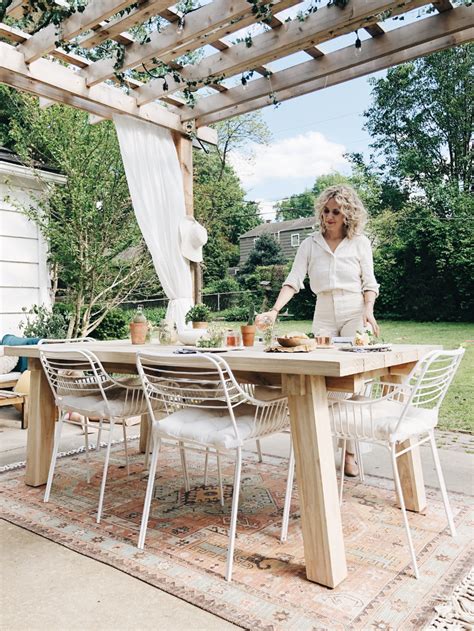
[154,403,259,450]
[332,398,437,443]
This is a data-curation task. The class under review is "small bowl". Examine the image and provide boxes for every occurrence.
[277,336,308,348]
[177,328,207,346]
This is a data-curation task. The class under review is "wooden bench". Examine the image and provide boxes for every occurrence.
[0,387,28,429]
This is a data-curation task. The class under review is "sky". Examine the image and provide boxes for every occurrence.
[218,1,425,216]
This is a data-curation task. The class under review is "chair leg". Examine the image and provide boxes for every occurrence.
[97,418,115,524]
[391,445,419,579]
[217,452,224,507]
[138,433,160,550]
[204,447,209,486]
[122,422,130,476]
[281,439,295,543]
[144,417,152,470]
[225,447,242,582]
[256,439,263,463]
[355,440,365,482]
[339,439,347,506]
[84,416,91,484]
[44,410,65,502]
[179,442,190,492]
[96,419,102,451]
[428,432,456,537]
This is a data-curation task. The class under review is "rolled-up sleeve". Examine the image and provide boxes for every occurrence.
[283,238,311,293]
[359,236,379,296]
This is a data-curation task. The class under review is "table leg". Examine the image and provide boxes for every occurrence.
[25,358,56,487]
[283,374,347,588]
[383,374,427,513]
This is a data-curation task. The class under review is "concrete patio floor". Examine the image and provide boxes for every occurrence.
[1,405,473,631]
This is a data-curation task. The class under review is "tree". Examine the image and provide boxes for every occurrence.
[5,88,156,337]
[364,44,473,204]
[241,234,286,275]
[214,111,272,177]
[193,149,261,282]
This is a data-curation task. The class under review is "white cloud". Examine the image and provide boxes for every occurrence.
[229,131,348,190]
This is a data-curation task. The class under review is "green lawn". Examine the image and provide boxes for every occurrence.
[225,320,474,433]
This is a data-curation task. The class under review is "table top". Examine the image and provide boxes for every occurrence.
[4,340,440,378]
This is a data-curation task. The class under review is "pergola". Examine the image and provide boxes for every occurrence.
[1,0,472,300]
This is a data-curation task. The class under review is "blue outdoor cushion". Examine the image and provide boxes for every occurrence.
[1,334,41,373]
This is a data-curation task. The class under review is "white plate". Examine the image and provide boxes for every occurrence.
[339,343,392,352]
[183,346,245,353]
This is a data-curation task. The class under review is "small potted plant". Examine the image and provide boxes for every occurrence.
[185,303,211,329]
[241,303,256,347]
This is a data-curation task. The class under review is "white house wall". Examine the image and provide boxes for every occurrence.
[0,161,65,336]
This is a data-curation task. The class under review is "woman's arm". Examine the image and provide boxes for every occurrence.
[255,286,296,328]
[363,290,379,336]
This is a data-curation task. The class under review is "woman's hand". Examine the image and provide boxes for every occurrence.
[255,310,278,330]
[363,305,380,337]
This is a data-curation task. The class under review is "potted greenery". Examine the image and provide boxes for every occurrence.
[185,303,211,329]
[241,303,256,347]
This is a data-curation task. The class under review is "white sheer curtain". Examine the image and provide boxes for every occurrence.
[113,114,193,330]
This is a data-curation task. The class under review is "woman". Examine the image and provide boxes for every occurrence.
[256,184,380,476]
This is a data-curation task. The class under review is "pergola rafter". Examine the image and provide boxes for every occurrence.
[134,0,434,104]
[0,0,471,181]
[182,5,472,123]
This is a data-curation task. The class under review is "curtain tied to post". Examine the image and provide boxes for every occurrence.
[113,114,193,330]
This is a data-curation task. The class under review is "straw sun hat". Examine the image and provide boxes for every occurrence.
[179,216,208,263]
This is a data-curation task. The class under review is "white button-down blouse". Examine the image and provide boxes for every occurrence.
[284,232,379,297]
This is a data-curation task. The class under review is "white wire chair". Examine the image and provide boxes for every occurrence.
[39,342,149,523]
[329,348,465,578]
[136,350,291,582]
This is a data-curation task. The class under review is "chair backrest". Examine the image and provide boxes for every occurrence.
[405,348,465,411]
[39,345,113,415]
[136,351,288,443]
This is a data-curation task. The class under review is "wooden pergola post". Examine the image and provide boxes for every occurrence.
[173,131,202,304]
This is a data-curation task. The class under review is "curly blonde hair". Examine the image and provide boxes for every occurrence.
[314,184,367,239]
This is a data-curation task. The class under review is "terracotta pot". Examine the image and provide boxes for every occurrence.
[130,321,148,345]
[192,321,208,329]
[241,324,256,347]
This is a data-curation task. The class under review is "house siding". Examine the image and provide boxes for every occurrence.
[239,224,314,266]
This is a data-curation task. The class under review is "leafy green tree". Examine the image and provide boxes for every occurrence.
[241,234,285,275]
[4,88,156,337]
[193,149,261,282]
[364,44,473,203]
[276,173,351,220]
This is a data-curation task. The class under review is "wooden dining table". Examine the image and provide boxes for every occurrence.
[5,340,437,589]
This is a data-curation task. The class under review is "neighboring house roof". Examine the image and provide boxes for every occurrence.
[240,217,316,239]
[0,146,60,174]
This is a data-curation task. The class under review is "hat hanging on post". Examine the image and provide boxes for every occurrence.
[179,216,208,263]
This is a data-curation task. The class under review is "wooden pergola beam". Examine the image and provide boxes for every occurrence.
[84,0,300,87]
[0,41,217,144]
[19,0,139,62]
[78,0,174,49]
[196,27,474,126]
[184,5,473,122]
[135,0,431,105]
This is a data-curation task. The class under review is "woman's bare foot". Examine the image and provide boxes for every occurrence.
[344,452,359,477]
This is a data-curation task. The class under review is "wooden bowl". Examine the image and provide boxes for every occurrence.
[277,336,308,348]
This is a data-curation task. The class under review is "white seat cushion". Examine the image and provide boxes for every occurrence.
[0,371,21,384]
[155,403,259,450]
[332,399,438,443]
[59,383,148,419]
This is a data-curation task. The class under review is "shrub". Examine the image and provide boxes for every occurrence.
[143,306,167,325]
[185,303,212,323]
[90,309,129,340]
[20,304,69,339]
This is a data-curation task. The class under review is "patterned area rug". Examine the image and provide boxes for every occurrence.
[1,441,473,630]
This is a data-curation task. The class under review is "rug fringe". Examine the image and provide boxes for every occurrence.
[427,567,474,629]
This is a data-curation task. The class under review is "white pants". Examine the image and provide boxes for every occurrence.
[314,290,365,456]
[313,289,365,337]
